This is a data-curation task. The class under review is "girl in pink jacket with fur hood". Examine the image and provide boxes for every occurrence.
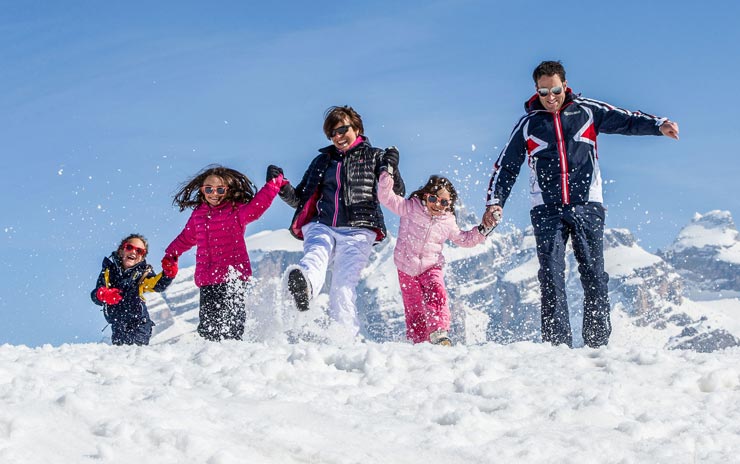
[378,170,489,346]
[163,165,287,342]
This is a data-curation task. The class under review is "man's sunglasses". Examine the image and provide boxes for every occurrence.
[427,194,451,207]
[329,125,351,138]
[201,186,228,195]
[122,243,147,255]
[537,86,564,97]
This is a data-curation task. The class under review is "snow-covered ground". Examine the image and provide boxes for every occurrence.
[2,337,739,464]
[4,213,738,463]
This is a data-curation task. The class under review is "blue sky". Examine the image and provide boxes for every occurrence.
[2,0,738,346]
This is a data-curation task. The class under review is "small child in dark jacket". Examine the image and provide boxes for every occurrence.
[91,233,177,346]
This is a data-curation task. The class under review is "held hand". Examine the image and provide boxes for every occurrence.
[660,120,679,140]
[266,165,284,182]
[382,146,399,170]
[482,205,503,228]
[96,287,123,305]
[161,256,179,278]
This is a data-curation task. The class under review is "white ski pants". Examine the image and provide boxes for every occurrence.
[299,222,376,335]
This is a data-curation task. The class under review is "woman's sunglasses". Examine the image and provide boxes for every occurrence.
[201,186,228,195]
[122,243,147,255]
[537,86,564,97]
[426,194,451,207]
[329,125,351,138]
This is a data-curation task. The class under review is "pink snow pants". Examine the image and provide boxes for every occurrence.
[397,266,449,344]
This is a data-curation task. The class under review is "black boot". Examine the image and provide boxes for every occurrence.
[288,269,310,311]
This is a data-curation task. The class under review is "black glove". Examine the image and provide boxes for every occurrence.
[383,147,399,170]
[266,165,284,182]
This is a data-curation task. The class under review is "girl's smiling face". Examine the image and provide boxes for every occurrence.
[201,175,228,206]
[119,238,147,269]
[425,188,452,216]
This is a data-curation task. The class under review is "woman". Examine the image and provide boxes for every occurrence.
[276,105,405,338]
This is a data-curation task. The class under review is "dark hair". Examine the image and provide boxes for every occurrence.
[409,175,458,213]
[533,60,566,83]
[323,105,364,139]
[117,233,148,257]
[172,165,257,211]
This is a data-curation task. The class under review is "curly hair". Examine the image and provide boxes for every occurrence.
[409,175,458,214]
[172,165,257,211]
[532,60,566,83]
[323,105,364,139]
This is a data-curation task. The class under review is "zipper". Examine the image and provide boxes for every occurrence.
[332,160,342,227]
[552,109,570,204]
[416,211,436,275]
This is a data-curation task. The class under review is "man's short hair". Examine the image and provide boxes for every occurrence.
[533,60,566,83]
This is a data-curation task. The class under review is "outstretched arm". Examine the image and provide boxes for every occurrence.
[448,222,488,248]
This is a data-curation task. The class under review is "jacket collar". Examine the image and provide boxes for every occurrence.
[319,136,371,156]
[199,200,233,213]
[104,253,149,273]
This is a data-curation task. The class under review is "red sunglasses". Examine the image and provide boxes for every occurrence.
[122,243,147,255]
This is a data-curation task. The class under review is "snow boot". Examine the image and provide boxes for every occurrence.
[430,329,452,346]
[288,268,310,311]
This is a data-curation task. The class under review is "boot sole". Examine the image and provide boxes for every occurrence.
[288,269,310,311]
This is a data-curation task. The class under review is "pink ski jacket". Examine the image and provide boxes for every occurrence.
[378,172,486,277]
[165,175,284,287]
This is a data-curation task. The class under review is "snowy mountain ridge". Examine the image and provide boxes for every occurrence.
[146,210,740,352]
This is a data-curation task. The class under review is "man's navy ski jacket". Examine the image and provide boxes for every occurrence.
[487,88,667,209]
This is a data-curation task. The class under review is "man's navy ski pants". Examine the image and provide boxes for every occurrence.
[530,202,611,348]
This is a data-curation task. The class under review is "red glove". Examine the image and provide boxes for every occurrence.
[161,256,179,278]
[96,287,122,305]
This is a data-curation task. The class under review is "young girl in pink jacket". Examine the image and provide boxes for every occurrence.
[378,171,488,345]
[163,165,287,341]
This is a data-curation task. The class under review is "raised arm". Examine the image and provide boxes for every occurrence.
[377,171,411,217]
[379,146,405,196]
[238,173,286,225]
[279,159,316,209]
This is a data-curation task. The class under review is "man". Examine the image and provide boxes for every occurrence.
[482,60,679,348]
